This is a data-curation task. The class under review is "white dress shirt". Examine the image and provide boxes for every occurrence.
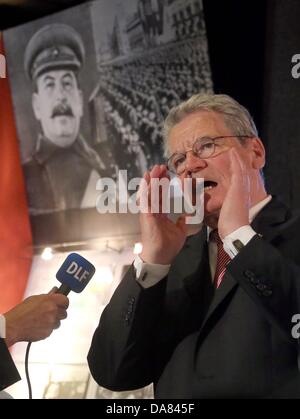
[134,195,272,288]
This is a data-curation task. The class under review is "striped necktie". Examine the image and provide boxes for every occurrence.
[210,229,231,288]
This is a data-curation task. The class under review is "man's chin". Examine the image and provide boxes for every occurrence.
[48,134,77,148]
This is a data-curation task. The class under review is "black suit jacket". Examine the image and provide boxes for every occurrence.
[23,134,105,214]
[88,198,300,398]
[0,338,20,391]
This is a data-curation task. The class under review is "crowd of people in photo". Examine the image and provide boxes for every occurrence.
[171,1,206,41]
[96,37,212,179]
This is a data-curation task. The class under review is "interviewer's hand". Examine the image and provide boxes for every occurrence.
[139,165,187,265]
[4,292,69,347]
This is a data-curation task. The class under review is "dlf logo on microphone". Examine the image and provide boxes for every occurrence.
[0,53,6,79]
[56,253,95,293]
[67,261,90,282]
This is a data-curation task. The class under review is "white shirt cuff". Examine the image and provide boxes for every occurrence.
[133,255,171,289]
[0,314,6,339]
[223,225,257,258]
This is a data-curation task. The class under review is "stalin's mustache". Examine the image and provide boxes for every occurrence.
[51,102,74,118]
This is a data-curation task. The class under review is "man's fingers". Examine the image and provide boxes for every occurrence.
[138,170,151,196]
[229,149,247,183]
[151,165,169,213]
[49,293,69,309]
[53,320,61,330]
[234,148,248,172]
[229,148,240,173]
[176,215,187,234]
[159,164,168,178]
[57,308,68,320]
[58,296,69,309]
[150,164,168,180]
[139,166,170,214]
[137,172,150,212]
[150,164,161,178]
[228,148,251,201]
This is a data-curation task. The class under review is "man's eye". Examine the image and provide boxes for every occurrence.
[197,142,214,152]
[174,155,185,167]
[63,81,73,90]
[45,82,54,89]
[202,142,214,149]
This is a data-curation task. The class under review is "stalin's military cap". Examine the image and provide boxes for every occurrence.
[24,23,85,81]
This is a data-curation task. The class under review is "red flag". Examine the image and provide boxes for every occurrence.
[0,33,33,313]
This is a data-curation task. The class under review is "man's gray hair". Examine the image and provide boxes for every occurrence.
[163,93,258,157]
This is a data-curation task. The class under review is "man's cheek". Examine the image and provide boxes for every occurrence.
[210,185,227,207]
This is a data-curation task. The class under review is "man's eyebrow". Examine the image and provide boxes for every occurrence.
[41,74,55,83]
[171,136,213,154]
[61,72,74,80]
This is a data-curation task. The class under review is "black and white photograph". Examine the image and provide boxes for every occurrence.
[4,3,110,216]
[4,0,212,247]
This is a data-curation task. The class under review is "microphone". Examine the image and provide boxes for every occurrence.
[24,253,96,400]
[55,253,96,295]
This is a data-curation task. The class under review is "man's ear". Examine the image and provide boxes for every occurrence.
[250,137,265,170]
[32,92,41,120]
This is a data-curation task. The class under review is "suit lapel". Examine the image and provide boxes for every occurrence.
[180,229,216,330]
[171,225,239,328]
[199,272,237,331]
[168,228,214,323]
[169,227,208,295]
[198,196,293,333]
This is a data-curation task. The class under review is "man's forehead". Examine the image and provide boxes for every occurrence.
[168,111,229,149]
[38,69,76,82]
[176,111,226,131]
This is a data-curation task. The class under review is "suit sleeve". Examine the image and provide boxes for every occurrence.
[87,265,167,391]
[0,338,21,391]
[227,234,300,344]
[227,233,300,397]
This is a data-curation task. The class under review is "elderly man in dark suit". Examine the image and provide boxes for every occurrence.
[87,93,300,398]
[23,23,105,214]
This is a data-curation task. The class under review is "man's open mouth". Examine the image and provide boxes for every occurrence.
[204,180,218,191]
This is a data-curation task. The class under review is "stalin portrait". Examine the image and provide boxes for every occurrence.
[23,23,106,214]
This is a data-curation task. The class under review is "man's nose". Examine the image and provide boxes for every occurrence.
[55,83,67,99]
[185,151,207,174]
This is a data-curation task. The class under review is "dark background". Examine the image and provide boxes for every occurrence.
[1,0,300,210]
[203,0,300,210]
